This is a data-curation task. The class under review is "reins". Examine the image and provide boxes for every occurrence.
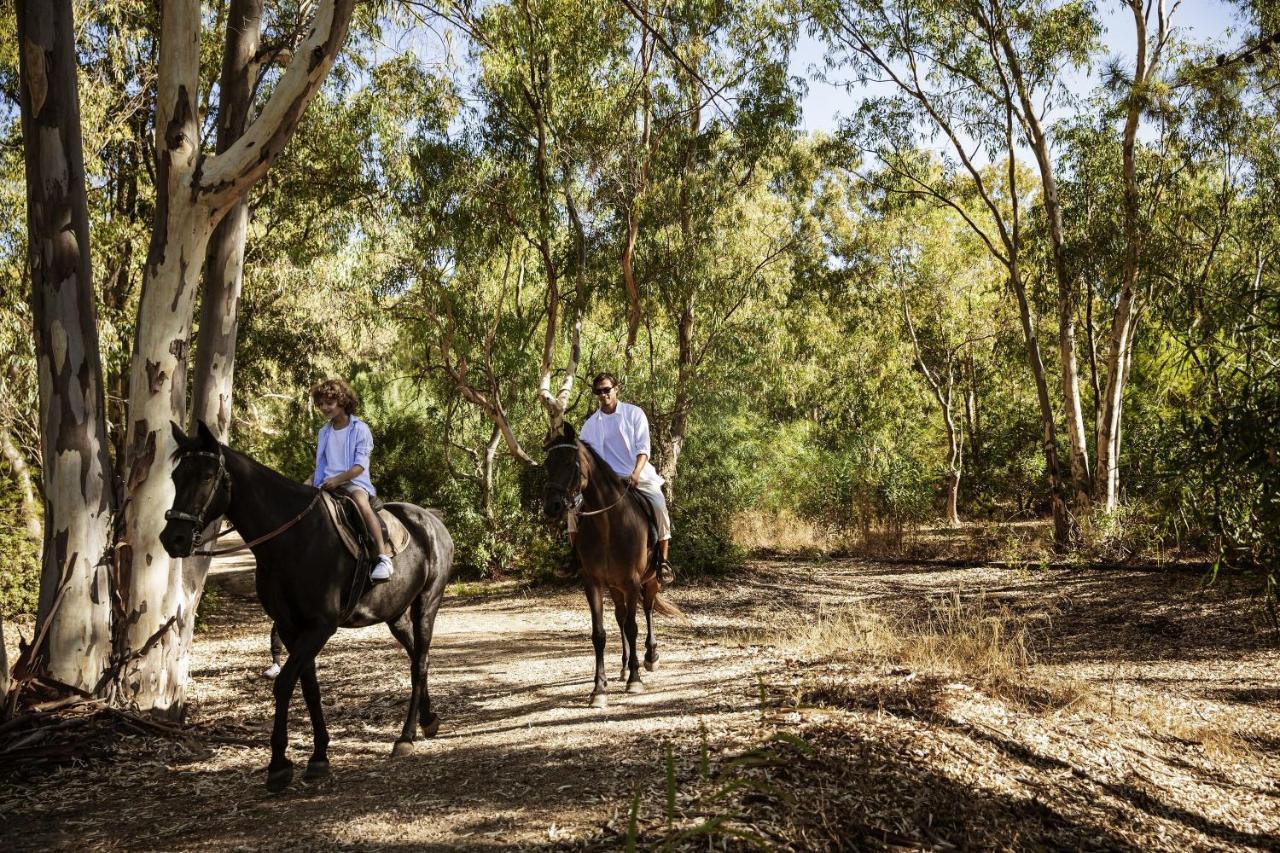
[169,445,324,557]
[545,441,632,518]
[192,490,323,557]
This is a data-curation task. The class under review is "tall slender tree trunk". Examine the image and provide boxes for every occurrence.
[18,0,117,693]
[191,0,261,439]
[1096,0,1162,512]
[659,297,694,499]
[1010,265,1070,547]
[116,0,355,716]
[620,3,654,369]
[994,21,1092,509]
[481,424,501,523]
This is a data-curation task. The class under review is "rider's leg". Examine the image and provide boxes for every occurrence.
[349,488,390,556]
[638,483,674,584]
[348,488,393,580]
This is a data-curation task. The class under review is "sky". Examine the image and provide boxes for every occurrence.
[791,0,1252,135]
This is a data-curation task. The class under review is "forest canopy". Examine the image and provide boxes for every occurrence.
[2,0,1279,712]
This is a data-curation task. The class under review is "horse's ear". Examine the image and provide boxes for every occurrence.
[196,420,218,447]
[562,422,576,442]
[170,421,192,448]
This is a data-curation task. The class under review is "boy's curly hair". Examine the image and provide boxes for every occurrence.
[310,378,359,415]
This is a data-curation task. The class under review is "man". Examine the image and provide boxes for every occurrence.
[572,373,674,585]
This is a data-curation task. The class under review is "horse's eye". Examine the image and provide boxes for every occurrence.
[202,472,216,483]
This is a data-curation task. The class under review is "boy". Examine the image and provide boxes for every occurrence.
[310,378,395,581]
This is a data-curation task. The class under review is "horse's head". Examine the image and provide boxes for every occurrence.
[541,421,587,520]
[160,420,231,558]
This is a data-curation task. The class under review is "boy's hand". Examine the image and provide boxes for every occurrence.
[320,476,342,491]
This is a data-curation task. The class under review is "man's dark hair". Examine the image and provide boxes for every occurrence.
[591,372,618,389]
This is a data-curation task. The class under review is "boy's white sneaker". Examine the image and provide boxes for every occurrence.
[262,662,282,679]
[371,555,394,582]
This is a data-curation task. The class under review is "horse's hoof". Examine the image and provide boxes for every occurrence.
[589,692,608,708]
[626,679,646,694]
[303,759,330,783]
[421,713,440,739]
[391,739,415,758]
[644,657,658,672]
[266,763,294,793]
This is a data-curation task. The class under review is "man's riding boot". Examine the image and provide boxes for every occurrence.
[657,559,674,586]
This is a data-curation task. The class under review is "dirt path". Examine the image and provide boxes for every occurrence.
[3,555,1279,850]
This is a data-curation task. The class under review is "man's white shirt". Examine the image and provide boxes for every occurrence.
[580,401,664,486]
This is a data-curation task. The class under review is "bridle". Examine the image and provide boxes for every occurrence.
[165,449,231,548]
[165,446,321,557]
[544,441,630,518]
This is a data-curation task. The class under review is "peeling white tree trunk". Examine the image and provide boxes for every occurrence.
[18,0,116,693]
[1095,0,1167,513]
[117,0,355,716]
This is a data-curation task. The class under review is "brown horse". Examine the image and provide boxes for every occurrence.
[542,422,683,707]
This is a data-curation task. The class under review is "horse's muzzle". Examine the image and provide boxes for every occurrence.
[543,496,568,519]
[159,519,197,559]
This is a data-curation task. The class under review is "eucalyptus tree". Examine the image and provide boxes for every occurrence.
[632,0,801,494]
[812,1,1088,545]
[881,202,1003,525]
[15,0,116,692]
[117,0,356,715]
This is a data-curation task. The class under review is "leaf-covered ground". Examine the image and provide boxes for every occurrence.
[3,555,1278,850]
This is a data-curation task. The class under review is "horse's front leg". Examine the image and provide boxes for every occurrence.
[586,581,608,708]
[612,589,631,683]
[268,625,333,792]
[623,587,644,693]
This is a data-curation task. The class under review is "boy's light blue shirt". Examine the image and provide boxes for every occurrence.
[313,415,377,496]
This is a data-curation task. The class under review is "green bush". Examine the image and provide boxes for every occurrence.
[0,498,40,619]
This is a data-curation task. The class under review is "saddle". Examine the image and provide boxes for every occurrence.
[320,492,411,560]
[628,490,661,576]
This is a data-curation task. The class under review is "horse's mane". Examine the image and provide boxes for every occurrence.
[226,444,317,496]
[578,439,625,489]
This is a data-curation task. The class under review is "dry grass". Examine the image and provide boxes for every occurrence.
[729,510,855,554]
[1115,697,1257,760]
[760,590,1088,712]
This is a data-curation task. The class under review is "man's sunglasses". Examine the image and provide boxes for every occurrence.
[592,386,615,396]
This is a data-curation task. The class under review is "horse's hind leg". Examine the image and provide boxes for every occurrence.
[414,589,443,739]
[642,581,659,672]
[268,625,333,792]
[623,587,645,694]
[387,608,423,757]
[586,581,608,708]
[299,660,331,782]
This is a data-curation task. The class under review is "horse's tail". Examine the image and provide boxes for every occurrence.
[651,593,687,621]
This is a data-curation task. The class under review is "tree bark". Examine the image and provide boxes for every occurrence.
[902,300,962,526]
[659,296,694,499]
[481,424,501,523]
[991,9,1092,509]
[620,2,654,368]
[191,0,262,440]
[18,0,117,693]
[1095,0,1165,512]
[116,0,355,716]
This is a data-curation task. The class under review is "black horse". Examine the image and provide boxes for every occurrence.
[542,423,682,707]
[160,421,453,791]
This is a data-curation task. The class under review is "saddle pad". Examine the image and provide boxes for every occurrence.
[320,493,411,559]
